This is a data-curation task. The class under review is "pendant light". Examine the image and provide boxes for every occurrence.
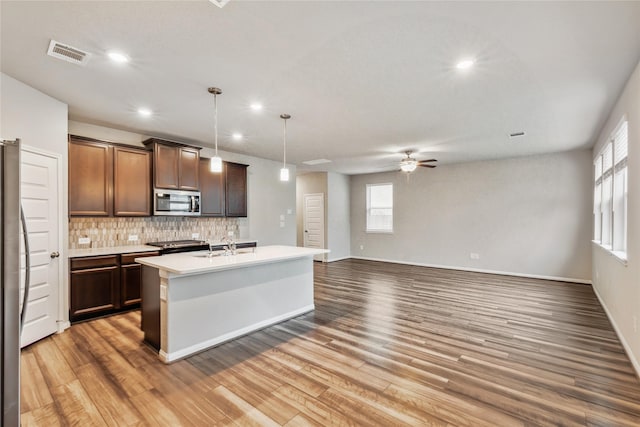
[279,114,291,181]
[208,87,223,173]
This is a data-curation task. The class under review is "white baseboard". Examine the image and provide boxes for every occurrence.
[348,256,592,285]
[327,255,351,263]
[591,286,640,379]
[159,304,315,363]
[56,320,70,333]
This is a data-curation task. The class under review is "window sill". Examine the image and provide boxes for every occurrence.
[592,241,628,266]
[366,230,394,234]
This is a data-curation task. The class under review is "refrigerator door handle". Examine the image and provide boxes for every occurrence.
[19,205,31,333]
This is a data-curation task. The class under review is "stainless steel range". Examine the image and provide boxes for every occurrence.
[146,239,209,255]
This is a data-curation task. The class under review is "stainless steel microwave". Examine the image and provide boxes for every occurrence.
[154,189,201,216]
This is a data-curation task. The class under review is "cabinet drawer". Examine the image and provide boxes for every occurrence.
[71,255,118,270]
[121,251,159,265]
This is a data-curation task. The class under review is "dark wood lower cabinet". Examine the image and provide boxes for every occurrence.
[70,256,119,322]
[70,251,159,322]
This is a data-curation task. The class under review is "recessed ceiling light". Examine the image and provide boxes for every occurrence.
[137,108,152,117]
[107,51,129,63]
[456,59,475,70]
[232,133,243,140]
[250,103,263,111]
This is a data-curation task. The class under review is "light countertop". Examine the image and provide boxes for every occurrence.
[136,245,328,276]
[68,245,160,258]
[67,239,258,259]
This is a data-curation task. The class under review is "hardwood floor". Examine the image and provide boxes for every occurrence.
[21,259,640,426]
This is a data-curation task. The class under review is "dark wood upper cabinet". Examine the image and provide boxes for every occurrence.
[153,143,180,189]
[199,158,225,216]
[144,139,200,190]
[225,161,248,217]
[68,137,113,216]
[69,136,152,217]
[113,146,152,216]
[179,148,200,190]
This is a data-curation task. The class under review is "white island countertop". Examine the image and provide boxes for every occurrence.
[136,245,328,277]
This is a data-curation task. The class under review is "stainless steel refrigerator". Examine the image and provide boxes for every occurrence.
[2,138,30,426]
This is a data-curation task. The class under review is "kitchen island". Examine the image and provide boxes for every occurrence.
[136,245,328,363]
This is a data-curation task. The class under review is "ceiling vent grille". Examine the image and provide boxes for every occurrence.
[47,40,91,66]
[208,0,231,8]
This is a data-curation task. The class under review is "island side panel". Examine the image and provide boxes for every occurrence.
[141,265,161,350]
[160,256,314,362]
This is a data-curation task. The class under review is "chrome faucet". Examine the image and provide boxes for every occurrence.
[223,236,236,255]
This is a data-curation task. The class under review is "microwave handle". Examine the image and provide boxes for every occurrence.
[191,196,196,212]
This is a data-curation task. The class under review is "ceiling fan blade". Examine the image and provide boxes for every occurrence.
[419,164,437,168]
[417,159,437,163]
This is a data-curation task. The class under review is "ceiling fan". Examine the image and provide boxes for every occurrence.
[399,151,437,172]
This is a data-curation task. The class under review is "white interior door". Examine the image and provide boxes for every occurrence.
[20,147,60,348]
[303,193,325,262]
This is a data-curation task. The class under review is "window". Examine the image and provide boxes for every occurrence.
[593,119,628,258]
[366,183,393,232]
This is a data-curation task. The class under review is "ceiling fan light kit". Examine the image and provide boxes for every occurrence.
[400,159,418,172]
[400,151,437,173]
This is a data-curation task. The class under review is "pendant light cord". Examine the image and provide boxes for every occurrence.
[283,118,287,167]
[214,92,218,157]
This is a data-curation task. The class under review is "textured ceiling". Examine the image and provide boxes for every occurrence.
[2,1,639,174]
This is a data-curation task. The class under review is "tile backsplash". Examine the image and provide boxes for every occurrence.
[69,217,239,249]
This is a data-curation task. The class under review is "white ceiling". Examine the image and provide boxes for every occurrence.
[2,1,639,175]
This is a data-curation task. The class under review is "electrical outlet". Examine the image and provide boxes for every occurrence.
[78,237,90,245]
[128,234,138,242]
[280,214,285,221]
[160,285,167,301]
[227,231,234,237]
[360,245,364,250]
[280,221,285,228]
[192,233,200,239]
[287,208,293,215]
[470,253,480,260]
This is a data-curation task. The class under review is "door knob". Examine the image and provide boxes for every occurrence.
[50,251,60,259]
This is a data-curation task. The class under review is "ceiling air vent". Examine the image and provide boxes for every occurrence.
[47,40,91,66]
[208,0,231,8]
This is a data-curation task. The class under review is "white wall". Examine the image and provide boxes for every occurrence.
[351,150,593,282]
[1,73,69,325]
[68,121,297,246]
[327,172,351,261]
[591,60,640,374]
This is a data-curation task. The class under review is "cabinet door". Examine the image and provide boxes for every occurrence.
[199,158,225,216]
[120,264,142,307]
[179,147,200,190]
[114,147,152,216]
[68,138,113,216]
[225,162,248,217]
[70,265,119,320]
[154,143,180,189]
[120,252,158,308]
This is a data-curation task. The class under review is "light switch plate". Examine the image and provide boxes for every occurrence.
[280,221,285,228]
[287,209,293,215]
[160,285,167,301]
[280,214,285,221]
